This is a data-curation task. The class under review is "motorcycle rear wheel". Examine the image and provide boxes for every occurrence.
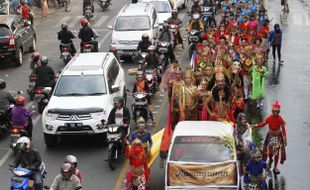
[108,145,119,170]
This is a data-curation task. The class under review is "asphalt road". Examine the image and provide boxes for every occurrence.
[0,0,310,189]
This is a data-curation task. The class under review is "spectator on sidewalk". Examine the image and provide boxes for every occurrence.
[281,0,289,12]
[41,0,48,17]
[269,24,284,65]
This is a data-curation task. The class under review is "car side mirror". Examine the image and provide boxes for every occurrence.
[107,25,113,30]
[111,84,120,93]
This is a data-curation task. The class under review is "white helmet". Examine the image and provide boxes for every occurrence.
[16,137,31,149]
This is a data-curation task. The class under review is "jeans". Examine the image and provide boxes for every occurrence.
[32,171,43,190]
[272,44,281,61]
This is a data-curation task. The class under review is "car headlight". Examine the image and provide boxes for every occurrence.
[91,112,105,119]
[46,113,58,121]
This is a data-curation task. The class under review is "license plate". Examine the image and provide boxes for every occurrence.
[189,36,199,41]
[12,176,24,183]
[158,48,167,53]
[11,134,21,138]
[62,52,70,56]
[65,123,83,128]
[35,94,44,99]
[108,133,120,139]
[135,101,146,106]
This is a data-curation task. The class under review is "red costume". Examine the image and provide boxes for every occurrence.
[21,5,29,20]
[256,101,287,173]
[126,139,149,190]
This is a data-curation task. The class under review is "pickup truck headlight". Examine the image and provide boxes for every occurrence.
[91,112,105,119]
[46,113,58,121]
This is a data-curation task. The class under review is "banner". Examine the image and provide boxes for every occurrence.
[168,161,237,186]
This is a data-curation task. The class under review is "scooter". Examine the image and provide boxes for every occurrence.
[34,87,52,114]
[157,41,170,70]
[202,6,215,29]
[84,5,94,20]
[60,43,73,65]
[145,69,159,96]
[132,92,149,123]
[168,23,179,47]
[188,29,200,57]
[105,123,129,170]
[10,125,28,154]
[99,0,111,10]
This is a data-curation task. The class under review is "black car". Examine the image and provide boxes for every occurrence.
[0,15,36,66]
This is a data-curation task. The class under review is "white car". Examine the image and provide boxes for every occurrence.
[42,53,126,146]
[109,3,159,57]
[139,0,172,25]
[169,0,188,9]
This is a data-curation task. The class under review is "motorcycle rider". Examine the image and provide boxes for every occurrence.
[145,45,162,84]
[64,155,82,183]
[57,23,77,57]
[30,52,41,72]
[78,18,99,52]
[191,0,202,14]
[202,0,216,27]
[157,23,175,61]
[166,10,184,48]
[0,79,16,122]
[10,96,35,138]
[244,146,269,190]
[253,101,287,174]
[107,96,131,141]
[137,34,152,53]
[34,56,55,88]
[82,0,94,15]
[130,117,153,156]
[12,137,43,190]
[50,163,82,190]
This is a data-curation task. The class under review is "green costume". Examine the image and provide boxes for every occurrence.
[251,65,268,100]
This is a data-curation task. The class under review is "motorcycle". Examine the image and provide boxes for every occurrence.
[10,125,28,154]
[247,171,273,190]
[157,41,170,70]
[137,52,149,71]
[168,24,179,47]
[34,87,52,114]
[99,0,111,10]
[202,6,215,29]
[84,5,94,20]
[131,92,149,123]
[106,123,129,170]
[188,29,201,57]
[60,43,73,65]
[145,69,159,96]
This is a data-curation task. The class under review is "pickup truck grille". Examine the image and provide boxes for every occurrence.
[57,114,92,121]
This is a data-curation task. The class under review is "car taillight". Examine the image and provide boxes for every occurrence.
[63,47,69,52]
[36,88,43,94]
[9,35,15,49]
[11,128,19,134]
[84,44,91,49]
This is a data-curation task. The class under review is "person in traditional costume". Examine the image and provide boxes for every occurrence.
[251,54,268,109]
[197,78,212,120]
[254,101,287,174]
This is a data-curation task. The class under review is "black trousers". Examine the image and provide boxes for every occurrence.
[272,44,282,61]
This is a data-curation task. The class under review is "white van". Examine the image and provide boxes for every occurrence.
[165,121,240,189]
[109,3,159,57]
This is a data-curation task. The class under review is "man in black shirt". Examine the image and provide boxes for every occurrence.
[78,18,99,52]
[34,56,55,88]
[57,24,77,56]
[12,137,43,190]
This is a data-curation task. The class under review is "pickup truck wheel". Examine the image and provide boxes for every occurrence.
[44,133,57,147]
[15,48,23,66]
[29,38,36,52]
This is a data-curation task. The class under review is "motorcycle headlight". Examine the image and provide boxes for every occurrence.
[46,112,58,121]
[146,74,153,81]
[91,112,105,119]
[108,126,113,133]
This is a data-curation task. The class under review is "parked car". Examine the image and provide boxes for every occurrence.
[165,121,240,190]
[42,52,126,146]
[0,15,36,66]
[109,3,159,58]
[139,0,172,26]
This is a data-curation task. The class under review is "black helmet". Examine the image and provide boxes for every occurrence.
[113,96,124,106]
[41,56,48,65]
[61,23,68,30]
[0,79,6,89]
[142,33,149,41]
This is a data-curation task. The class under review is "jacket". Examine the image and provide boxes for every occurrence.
[268,29,283,46]
[137,40,152,52]
[14,148,42,171]
[107,107,131,126]
[0,89,15,111]
[58,30,75,44]
[78,26,95,42]
[10,106,34,126]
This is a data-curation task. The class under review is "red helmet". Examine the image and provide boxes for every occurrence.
[80,18,89,27]
[16,96,26,106]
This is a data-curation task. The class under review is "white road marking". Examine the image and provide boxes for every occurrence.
[68,16,83,28]
[55,16,71,29]
[98,31,112,47]
[94,16,109,28]
[107,15,117,27]
[0,149,12,167]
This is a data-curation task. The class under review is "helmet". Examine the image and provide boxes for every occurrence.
[172,9,178,16]
[40,56,48,65]
[61,23,68,30]
[0,79,6,89]
[113,96,124,106]
[64,155,78,167]
[31,52,40,62]
[148,45,156,51]
[16,137,31,149]
[109,46,117,53]
[142,33,149,41]
[16,96,26,106]
[80,18,89,27]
